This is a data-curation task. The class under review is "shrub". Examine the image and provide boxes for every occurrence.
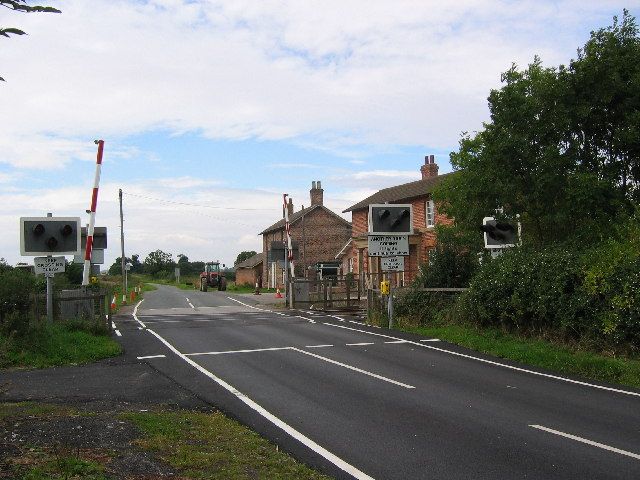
[0,268,37,336]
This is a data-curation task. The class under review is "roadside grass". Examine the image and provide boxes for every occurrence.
[0,322,122,369]
[227,282,277,294]
[123,410,331,480]
[395,320,640,389]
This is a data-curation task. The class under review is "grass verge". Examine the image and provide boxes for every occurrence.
[0,402,332,480]
[0,322,122,369]
[397,321,640,389]
[123,409,331,480]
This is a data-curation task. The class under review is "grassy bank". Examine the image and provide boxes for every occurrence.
[0,322,121,369]
[0,402,330,480]
[394,320,640,389]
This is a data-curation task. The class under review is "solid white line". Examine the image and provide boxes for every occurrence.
[420,339,441,342]
[186,347,291,357]
[133,299,146,328]
[305,344,334,348]
[385,340,408,344]
[145,328,374,480]
[322,323,640,398]
[137,354,166,360]
[291,347,415,389]
[346,342,375,346]
[529,425,640,460]
[226,297,288,316]
[114,329,122,337]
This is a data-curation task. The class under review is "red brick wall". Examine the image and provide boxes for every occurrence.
[236,265,261,286]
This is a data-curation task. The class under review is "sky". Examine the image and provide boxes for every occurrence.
[1,0,637,269]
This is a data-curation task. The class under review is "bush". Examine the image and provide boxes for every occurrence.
[0,269,37,336]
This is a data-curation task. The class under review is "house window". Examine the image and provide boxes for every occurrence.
[426,200,435,228]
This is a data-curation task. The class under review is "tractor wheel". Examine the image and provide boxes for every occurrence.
[219,277,227,291]
[200,278,208,292]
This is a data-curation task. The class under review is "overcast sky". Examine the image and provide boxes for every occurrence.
[1,0,636,268]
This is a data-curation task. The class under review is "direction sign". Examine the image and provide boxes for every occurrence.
[34,256,66,275]
[367,235,409,257]
[381,256,404,271]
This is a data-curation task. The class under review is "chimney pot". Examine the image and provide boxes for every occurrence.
[312,181,316,189]
[420,154,439,179]
[310,180,324,206]
[317,180,322,189]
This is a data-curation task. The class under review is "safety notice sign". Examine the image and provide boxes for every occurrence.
[367,235,409,257]
[34,256,66,275]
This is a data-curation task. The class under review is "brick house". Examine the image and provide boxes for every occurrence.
[341,155,452,287]
[260,181,352,288]
[234,252,263,287]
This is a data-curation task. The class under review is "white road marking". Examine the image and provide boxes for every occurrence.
[185,297,196,309]
[420,339,441,342]
[322,323,640,398]
[145,328,374,480]
[385,340,408,344]
[226,297,288,316]
[305,344,334,348]
[137,354,166,360]
[346,342,375,346]
[297,316,316,323]
[186,347,291,356]
[529,425,640,460]
[111,321,117,329]
[133,299,146,328]
[291,348,415,389]
[114,329,122,337]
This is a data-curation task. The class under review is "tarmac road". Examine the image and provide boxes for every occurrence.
[114,284,640,480]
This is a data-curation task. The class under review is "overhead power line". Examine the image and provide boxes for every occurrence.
[122,192,274,211]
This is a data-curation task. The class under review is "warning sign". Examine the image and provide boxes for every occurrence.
[381,256,404,271]
[367,235,409,257]
[34,256,66,275]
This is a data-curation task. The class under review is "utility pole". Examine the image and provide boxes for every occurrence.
[46,212,53,324]
[119,188,127,304]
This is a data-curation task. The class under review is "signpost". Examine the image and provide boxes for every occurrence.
[381,256,404,272]
[367,235,410,257]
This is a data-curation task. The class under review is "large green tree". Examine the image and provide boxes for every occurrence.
[1,1,60,81]
[435,11,639,248]
[143,250,175,277]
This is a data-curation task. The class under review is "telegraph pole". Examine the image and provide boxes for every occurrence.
[119,189,127,304]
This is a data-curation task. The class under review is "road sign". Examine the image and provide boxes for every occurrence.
[367,235,409,257]
[34,256,66,275]
[368,204,413,234]
[481,217,519,249]
[381,256,405,271]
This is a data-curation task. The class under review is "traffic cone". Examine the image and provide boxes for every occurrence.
[130,290,136,302]
[110,295,117,310]
[275,287,283,298]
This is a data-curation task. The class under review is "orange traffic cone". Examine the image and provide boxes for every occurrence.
[275,287,283,298]
[110,295,117,310]
[130,290,136,302]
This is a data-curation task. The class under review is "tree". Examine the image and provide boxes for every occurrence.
[434,11,639,248]
[108,254,143,276]
[143,250,174,277]
[1,1,61,81]
[235,251,258,265]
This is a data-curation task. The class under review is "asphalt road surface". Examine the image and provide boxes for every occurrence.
[114,284,640,480]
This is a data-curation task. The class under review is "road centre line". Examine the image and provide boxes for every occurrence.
[305,344,334,348]
[290,347,414,389]
[420,339,441,342]
[322,322,640,398]
[145,328,374,480]
[529,425,640,460]
[385,340,408,344]
[346,342,375,346]
[137,354,166,360]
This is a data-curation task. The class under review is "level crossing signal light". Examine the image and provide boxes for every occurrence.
[369,204,413,234]
[20,217,81,256]
[480,217,518,248]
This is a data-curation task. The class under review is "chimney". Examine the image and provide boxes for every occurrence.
[310,180,323,206]
[287,197,294,217]
[420,154,439,179]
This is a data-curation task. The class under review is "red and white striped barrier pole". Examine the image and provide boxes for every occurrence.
[82,140,104,286]
[283,194,295,278]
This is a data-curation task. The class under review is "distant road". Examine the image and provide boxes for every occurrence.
[115,284,640,480]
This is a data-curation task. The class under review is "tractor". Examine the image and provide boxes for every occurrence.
[199,261,227,292]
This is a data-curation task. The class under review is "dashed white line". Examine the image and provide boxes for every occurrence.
[137,354,166,360]
[305,344,334,349]
[385,340,408,344]
[145,328,374,480]
[114,329,122,337]
[346,342,375,346]
[185,297,196,309]
[420,339,441,342]
[529,425,640,460]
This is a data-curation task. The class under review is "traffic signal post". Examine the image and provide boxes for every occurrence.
[367,204,413,328]
[20,214,81,323]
